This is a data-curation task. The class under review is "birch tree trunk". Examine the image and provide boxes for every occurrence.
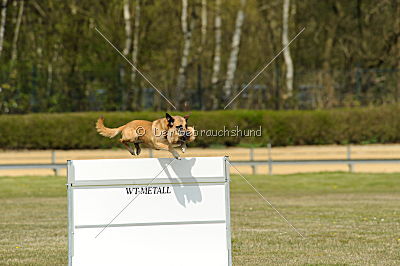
[121,0,132,110]
[196,0,207,110]
[11,0,24,63]
[222,0,246,103]
[122,0,132,56]
[200,0,207,49]
[177,0,193,109]
[131,0,141,109]
[0,0,8,58]
[210,0,221,109]
[282,0,293,99]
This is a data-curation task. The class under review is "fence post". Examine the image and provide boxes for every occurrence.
[347,145,353,173]
[268,143,272,175]
[250,147,256,175]
[51,150,58,176]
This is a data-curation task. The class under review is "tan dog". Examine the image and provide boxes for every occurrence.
[96,113,195,159]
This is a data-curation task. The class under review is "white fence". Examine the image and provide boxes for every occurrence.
[2,145,400,175]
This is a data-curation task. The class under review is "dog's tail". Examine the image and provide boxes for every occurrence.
[96,117,124,138]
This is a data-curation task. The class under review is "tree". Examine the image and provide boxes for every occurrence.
[195,0,207,110]
[0,0,398,113]
[200,0,207,52]
[11,0,24,63]
[131,0,141,109]
[394,0,400,101]
[120,0,133,110]
[210,0,222,109]
[177,0,194,109]
[0,0,7,58]
[282,0,293,98]
[322,1,343,108]
[222,0,246,106]
[261,0,282,110]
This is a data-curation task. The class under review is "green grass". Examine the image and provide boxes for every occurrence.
[0,173,399,265]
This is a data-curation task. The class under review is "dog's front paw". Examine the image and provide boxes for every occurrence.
[170,149,181,160]
[180,142,187,153]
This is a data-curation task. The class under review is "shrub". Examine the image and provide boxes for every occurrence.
[0,106,399,149]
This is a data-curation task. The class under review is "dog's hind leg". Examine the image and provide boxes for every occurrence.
[119,127,141,155]
[121,140,137,155]
[134,143,141,155]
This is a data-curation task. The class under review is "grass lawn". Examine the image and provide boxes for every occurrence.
[0,172,399,265]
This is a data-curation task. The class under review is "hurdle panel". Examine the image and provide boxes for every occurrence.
[67,157,231,266]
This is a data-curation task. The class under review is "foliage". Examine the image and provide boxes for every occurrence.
[0,0,399,113]
[1,105,400,149]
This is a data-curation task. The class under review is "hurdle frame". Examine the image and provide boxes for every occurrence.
[67,157,232,266]
[224,156,232,265]
[67,161,74,266]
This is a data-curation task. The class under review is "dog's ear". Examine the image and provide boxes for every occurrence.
[184,115,189,122]
[166,113,174,127]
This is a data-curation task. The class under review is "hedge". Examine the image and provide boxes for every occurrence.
[1,106,400,149]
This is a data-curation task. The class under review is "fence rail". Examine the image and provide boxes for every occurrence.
[2,146,400,175]
[2,159,400,176]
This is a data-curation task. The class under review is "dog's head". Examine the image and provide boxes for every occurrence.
[165,113,191,144]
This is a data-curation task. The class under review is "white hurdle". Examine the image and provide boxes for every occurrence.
[67,157,232,266]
